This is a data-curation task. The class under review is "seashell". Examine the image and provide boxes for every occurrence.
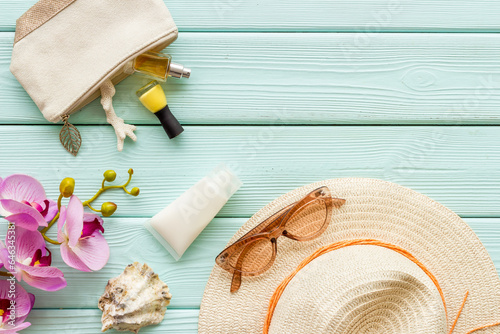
[98,262,172,333]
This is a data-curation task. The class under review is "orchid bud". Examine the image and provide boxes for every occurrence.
[59,178,75,198]
[130,187,140,197]
[101,202,117,217]
[103,170,117,182]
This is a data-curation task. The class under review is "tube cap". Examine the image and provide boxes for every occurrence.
[154,105,184,139]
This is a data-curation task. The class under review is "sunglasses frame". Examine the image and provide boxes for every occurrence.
[215,186,346,292]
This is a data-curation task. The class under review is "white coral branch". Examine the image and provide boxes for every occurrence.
[100,79,137,151]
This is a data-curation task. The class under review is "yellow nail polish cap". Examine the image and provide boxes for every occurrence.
[136,81,167,113]
[136,81,184,139]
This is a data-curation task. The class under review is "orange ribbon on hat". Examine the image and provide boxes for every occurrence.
[263,239,500,334]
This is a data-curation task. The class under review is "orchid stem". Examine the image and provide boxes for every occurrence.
[42,234,61,245]
[122,187,133,195]
[57,193,63,210]
[0,271,13,278]
[40,193,64,233]
[85,202,101,213]
[41,212,60,234]
[39,170,136,237]
[82,170,133,207]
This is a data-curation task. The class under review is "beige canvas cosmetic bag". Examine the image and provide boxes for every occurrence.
[10,0,178,155]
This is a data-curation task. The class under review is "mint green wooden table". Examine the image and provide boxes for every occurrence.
[1,1,500,332]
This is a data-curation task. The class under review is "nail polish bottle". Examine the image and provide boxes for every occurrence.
[124,51,191,81]
[136,81,184,139]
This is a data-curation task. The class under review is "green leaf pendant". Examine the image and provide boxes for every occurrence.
[59,115,82,156]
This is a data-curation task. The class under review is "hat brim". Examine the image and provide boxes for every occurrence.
[199,178,500,333]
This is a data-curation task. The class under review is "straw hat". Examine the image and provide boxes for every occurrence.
[199,178,500,333]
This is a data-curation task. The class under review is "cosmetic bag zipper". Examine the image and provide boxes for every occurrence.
[57,31,178,156]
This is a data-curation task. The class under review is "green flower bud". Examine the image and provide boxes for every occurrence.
[103,170,117,182]
[101,202,117,217]
[59,178,75,198]
[130,187,140,197]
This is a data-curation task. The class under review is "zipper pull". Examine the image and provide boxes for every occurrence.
[59,115,82,156]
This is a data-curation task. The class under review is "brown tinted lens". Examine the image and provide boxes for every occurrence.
[284,198,328,240]
[226,238,274,275]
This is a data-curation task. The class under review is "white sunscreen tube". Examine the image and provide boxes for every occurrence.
[144,164,242,260]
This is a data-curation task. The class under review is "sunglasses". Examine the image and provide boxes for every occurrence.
[215,186,346,293]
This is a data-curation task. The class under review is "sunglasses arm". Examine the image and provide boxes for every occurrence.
[230,243,254,293]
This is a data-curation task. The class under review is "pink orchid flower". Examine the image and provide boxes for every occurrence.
[57,196,109,272]
[0,280,35,333]
[0,175,58,231]
[0,228,66,292]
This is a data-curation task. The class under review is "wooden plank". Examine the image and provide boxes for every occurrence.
[23,309,198,333]
[3,218,499,310]
[1,125,500,218]
[17,217,243,310]
[2,32,500,125]
[2,1,500,32]
[469,218,500,270]
[20,220,500,332]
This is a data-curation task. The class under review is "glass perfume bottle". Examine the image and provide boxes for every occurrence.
[124,51,191,81]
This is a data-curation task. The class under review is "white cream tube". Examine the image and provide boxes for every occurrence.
[144,164,242,260]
